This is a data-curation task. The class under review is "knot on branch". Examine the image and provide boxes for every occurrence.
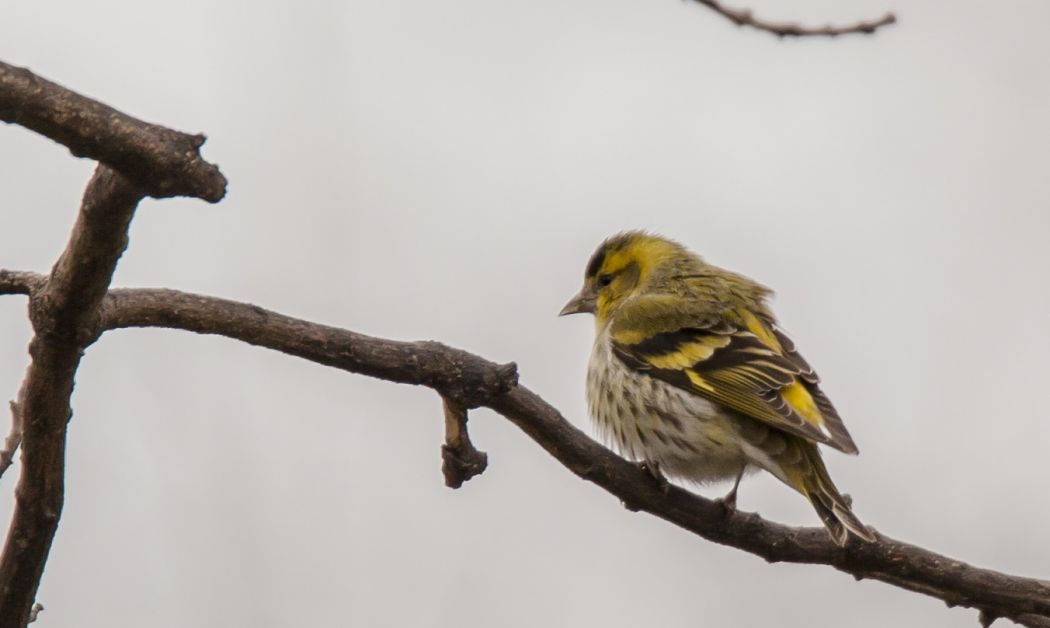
[28,293,104,349]
[461,360,518,407]
[418,342,518,408]
[440,397,488,488]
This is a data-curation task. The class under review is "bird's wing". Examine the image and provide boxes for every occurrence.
[610,305,858,454]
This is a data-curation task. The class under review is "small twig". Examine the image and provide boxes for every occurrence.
[690,0,896,38]
[440,397,488,488]
[0,270,45,297]
[26,603,42,624]
[0,402,23,480]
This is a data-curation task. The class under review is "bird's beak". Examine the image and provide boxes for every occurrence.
[559,287,597,316]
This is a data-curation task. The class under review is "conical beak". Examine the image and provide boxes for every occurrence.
[559,288,596,316]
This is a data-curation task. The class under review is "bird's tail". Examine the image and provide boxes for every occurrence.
[791,443,875,546]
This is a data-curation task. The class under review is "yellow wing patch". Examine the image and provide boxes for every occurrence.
[740,311,827,429]
[781,382,823,428]
[685,369,715,392]
[645,336,732,370]
[740,310,781,352]
[611,319,859,454]
[611,328,648,345]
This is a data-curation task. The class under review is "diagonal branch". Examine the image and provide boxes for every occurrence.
[0,61,226,202]
[81,284,1048,627]
[0,168,144,628]
[689,1,896,37]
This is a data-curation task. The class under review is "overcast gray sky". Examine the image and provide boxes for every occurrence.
[2,1,1049,626]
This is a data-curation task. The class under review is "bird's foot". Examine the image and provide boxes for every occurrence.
[637,460,670,496]
[715,485,738,517]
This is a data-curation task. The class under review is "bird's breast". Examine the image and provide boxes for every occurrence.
[585,332,748,483]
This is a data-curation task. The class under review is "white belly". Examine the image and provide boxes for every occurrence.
[586,333,749,483]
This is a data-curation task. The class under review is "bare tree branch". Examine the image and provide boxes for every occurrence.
[98,287,520,406]
[689,1,896,37]
[0,168,144,627]
[0,61,226,202]
[59,282,1045,627]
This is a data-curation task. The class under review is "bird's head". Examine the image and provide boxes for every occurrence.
[560,230,689,326]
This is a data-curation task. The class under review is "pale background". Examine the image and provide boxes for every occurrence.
[2,1,1049,626]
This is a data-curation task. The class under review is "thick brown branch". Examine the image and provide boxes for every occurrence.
[0,168,144,628]
[690,1,896,37]
[89,286,1050,626]
[0,61,226,202]
[101,288,519,407]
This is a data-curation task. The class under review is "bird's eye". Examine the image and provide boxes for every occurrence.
[597,273,614,287]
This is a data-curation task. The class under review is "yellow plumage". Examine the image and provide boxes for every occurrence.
[560,231,874,545]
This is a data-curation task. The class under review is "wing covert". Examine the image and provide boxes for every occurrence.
[611,317,858,454]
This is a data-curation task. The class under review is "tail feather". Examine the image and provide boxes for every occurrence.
[807,485,874,545]
[797,445,875,546]
[808,492,848,545]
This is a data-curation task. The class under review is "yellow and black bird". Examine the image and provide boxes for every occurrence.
[560,230,874,545]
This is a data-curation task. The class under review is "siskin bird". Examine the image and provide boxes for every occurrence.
[560,230,874,545]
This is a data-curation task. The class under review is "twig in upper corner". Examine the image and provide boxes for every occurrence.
[440,397,488,488]
[690,0,896,37]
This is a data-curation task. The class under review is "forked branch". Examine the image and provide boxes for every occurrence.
[0,168,145,627]
[2,60,225,623]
